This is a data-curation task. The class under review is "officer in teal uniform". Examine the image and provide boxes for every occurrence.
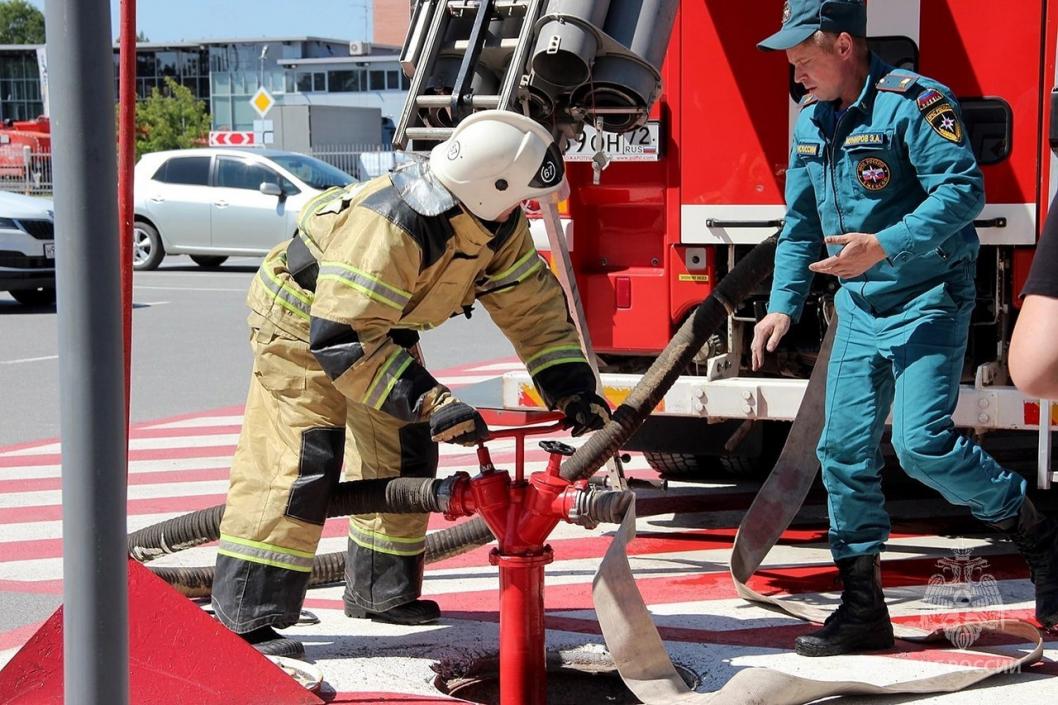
[751,0,1058,656]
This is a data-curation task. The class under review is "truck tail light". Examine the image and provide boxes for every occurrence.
[616,277,631,309]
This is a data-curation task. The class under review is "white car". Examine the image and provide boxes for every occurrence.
[0,190,55,306]
[132,148,355,270]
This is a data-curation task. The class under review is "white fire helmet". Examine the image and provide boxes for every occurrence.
[429,110,566,221]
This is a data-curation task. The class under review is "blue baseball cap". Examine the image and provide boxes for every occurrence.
[758,0,867,51]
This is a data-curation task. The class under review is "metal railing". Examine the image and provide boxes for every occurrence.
[0,145,414,197]
[0,147,53,197]
[308,143,414,181]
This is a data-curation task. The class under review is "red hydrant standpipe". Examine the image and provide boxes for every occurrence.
[444,427,592,705]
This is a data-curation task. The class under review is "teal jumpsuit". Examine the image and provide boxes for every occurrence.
[769,53,1026,560]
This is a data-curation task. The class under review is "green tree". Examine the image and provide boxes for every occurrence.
[0,0,45,44]
[133,77,211,158]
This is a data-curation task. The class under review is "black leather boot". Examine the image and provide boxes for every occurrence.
[345,598,440,625]
[240,625,306,659]
[988,497,1058,630]
[794,554,895,657]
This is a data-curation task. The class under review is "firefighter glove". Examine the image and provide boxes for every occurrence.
[426,390,490,446]
[557,391,611,437]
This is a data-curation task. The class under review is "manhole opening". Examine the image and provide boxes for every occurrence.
[434,652,697,705]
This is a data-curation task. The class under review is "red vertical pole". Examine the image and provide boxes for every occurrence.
[117,0,136,429]
[495,553,551,705]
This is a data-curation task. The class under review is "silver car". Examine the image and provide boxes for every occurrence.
[0,190,55,306]
[132,148,354,270]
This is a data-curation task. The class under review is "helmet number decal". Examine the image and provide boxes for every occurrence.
[447,140,461,160]
[540,160,557,184]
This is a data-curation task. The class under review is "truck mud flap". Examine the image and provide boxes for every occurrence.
[592,320,1046,703]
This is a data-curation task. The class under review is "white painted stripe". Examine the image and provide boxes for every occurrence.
[0,355,58,365]
[464,361,526,373]
[0,441,565,485]
[438,439,515,458]
[0,556,62,580]
[136,270,255,279]
[434,374,502,387]
[0,455,234,481]
[424,534,1011,582]
[1,511,208,543]
[132,285,247,292]
[0,479,230,509]
[144,415,245,430]
[1,433,242,457]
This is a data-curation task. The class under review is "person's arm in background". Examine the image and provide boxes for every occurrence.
[1009,205,1058,400]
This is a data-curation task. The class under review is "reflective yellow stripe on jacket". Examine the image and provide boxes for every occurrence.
[482,249,544,290]
[317,261,413,312]
[525,344,589,377]
[257,263,312,320]
[364,348,415,409]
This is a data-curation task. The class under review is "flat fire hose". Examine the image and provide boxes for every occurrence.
[593,321,1045,704]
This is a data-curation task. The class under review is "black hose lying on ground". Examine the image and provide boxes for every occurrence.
[131,235,778,595]
[129,477,448,561]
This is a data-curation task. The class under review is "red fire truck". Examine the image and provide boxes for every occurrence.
[400,0,1057,487]
[0,116,50,179]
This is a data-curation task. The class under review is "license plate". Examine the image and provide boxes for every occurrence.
[44,243,55,259]
[563,121,661,162]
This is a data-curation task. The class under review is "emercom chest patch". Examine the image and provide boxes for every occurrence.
[843,133,887,149]
[797,142,821,157]
[856,157,891,191]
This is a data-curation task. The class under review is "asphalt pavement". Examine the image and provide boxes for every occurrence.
[0,255,515,447]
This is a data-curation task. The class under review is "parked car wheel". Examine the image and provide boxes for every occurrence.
[10,286,56,306]
[133,221,165,271]
[190,255,228,268]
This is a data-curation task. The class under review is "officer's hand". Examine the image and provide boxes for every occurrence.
[809,233,887,279]
[751,313,792,371]
[426,391,490,446]
[557,391,611,436]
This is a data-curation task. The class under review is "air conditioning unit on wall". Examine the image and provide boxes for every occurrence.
[349,41,372,56]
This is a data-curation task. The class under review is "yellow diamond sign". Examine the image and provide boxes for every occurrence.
[250,87,275,118]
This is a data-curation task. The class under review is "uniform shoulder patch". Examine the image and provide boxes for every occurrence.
[796,142,821,157]
[914,86,964,143]
[876,72,919,93]
[916,87,945,111]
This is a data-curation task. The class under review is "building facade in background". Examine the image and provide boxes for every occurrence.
[0,36,406,134]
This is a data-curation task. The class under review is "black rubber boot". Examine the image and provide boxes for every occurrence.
[794,554,895,657]
[989,497,1058,630]
[240,625,306,659]
[345,599,440,625]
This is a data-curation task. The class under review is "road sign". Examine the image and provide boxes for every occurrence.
[253,119,275,146]
[250,87,275,119]
[209,131,256,146]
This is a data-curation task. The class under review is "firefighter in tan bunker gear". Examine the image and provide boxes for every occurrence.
[211,111,610,657]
